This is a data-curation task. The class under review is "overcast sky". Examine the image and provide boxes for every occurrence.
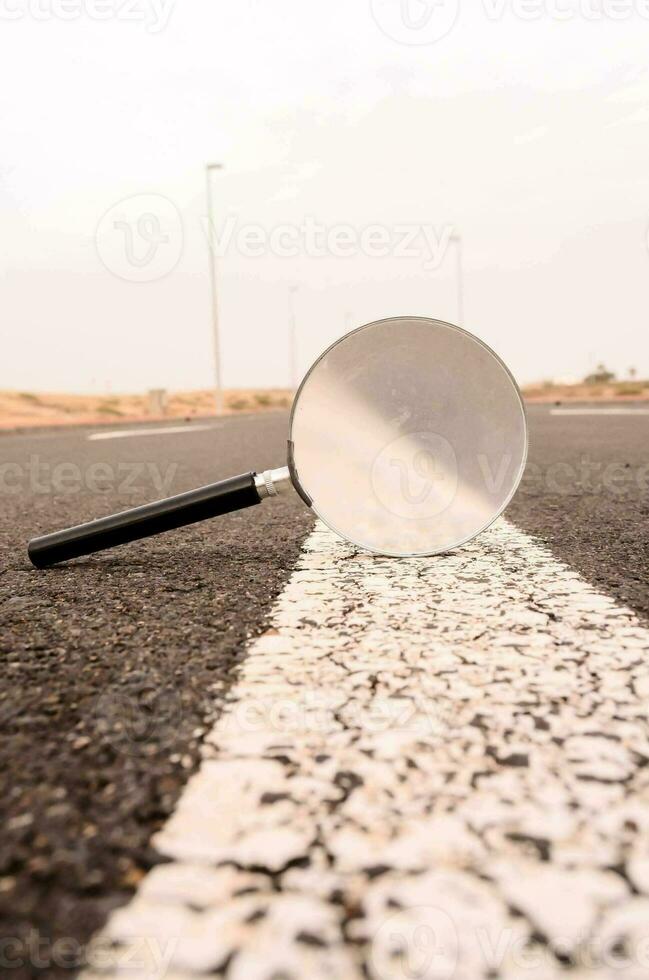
[2,0,648,392]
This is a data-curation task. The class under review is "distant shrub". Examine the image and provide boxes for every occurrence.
[97,402,123,416]
[585,363,616,385]
[254,393,272,407]
[228,397,250,411]
[617,384,645,396]
[19,392,40,403]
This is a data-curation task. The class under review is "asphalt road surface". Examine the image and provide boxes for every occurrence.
[0,404,648,978]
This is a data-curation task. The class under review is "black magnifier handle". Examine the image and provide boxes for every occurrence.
[27,467,292,569]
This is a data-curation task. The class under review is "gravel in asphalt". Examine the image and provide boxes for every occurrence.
[0,413,311,978]
[0,404,647,977]
[508,405,649,621]
[85,518,649,979]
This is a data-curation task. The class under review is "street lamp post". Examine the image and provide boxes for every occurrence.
[289,285,299,390]
[206,163,224,414]
[450,233,464,326]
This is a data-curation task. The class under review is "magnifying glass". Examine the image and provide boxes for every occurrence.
[27,316,528,568]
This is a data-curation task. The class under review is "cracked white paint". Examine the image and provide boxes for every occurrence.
[82,519,649,980]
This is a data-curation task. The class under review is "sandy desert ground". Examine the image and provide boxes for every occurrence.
[0,388,294,430]
[0,380,648,430]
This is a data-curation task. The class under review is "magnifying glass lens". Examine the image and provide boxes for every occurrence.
[289,317,527,557]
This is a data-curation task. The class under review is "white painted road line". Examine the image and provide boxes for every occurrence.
[551,408,649,416]
[87,425,219,441]
[83,519,649,980]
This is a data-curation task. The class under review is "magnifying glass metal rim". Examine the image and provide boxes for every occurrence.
[287,315,529,559]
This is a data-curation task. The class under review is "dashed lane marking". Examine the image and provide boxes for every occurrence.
[87,425,220,441]
[550,408,649,417]
[82,519,649,979]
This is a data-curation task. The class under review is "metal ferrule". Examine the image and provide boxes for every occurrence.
[254,466,293,500]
